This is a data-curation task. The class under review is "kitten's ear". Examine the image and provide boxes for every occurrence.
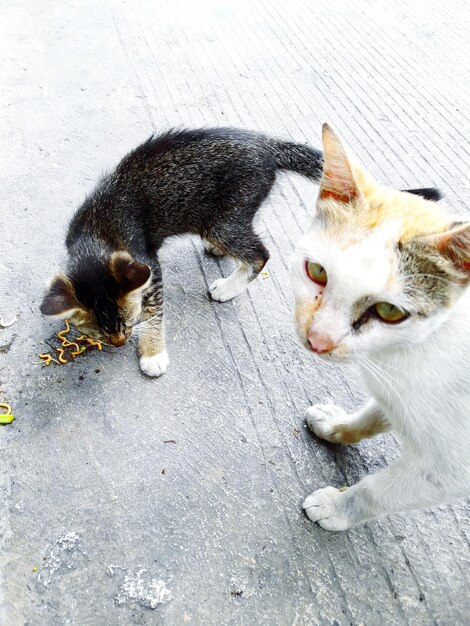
[40,274,79,318]
[426,222,470,280]
[319,123,360,203]
[109,251,151,293]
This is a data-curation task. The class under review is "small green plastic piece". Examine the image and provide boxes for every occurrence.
[0,414,14,424]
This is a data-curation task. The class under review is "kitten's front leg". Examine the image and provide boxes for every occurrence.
[303,457,463,531]
[138,268,169,378]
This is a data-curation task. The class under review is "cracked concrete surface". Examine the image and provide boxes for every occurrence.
[1,0,469,624]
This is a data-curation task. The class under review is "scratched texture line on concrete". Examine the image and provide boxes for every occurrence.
[0,1,469,624]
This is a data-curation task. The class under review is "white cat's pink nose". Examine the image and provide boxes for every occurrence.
[307,331,336,354]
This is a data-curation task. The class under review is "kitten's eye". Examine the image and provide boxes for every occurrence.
[305,261,327,286]
[374,302,408,324]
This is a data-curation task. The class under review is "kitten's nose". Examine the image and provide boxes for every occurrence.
[307,331,336,354]
[109,332,127,347]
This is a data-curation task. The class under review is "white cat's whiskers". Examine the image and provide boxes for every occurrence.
[357,357,396,405]
[402,286,437,301]
[357,355,405,411]
[404,273,458,287]
[366,357,403,387]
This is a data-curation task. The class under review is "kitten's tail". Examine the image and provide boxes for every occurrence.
[271,139,324,181]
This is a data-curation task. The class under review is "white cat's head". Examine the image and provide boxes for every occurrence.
[291,123,470,362]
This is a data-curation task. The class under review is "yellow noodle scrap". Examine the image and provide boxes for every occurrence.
[56,348,68,364]
[39,354,53,366]
[0,403,14,424]
[61,338,81,352]
[38,322,102,368]
[56,319,71,340]
[71,346,86,357]
[86,338,103,350]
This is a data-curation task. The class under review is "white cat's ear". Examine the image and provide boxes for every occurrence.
[39,274,79,318]
[319,123,360,204]
[426,222,470,281]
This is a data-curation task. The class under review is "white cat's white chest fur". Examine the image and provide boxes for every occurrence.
[361,289,470,434]
[362,287,470,458]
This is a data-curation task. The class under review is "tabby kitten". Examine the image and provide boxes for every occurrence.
[291,123,470,530]
[40,128,322,375]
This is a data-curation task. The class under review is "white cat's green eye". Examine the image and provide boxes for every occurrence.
[374,302,407,324]
[305,261,327,287]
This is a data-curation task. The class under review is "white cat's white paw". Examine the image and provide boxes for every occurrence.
[303,487,351,531]
[209,276,246,302]
[140,351,169,377]
[305,404,348,443]
[204,240,225,256]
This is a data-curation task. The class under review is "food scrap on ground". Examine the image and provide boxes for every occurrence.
[56,348,68,364]
[0,403,14,425]
[0,313,20,328]
[261,271,270,279]
[36,320,103,367]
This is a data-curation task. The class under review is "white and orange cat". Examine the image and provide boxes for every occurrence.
[291,124,470,530]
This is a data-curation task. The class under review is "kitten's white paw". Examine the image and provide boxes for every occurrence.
[209,276,247,302]
[305,404,348,443]
[204,240,225,256]
[303,487,351,531]
[140,351,169,377]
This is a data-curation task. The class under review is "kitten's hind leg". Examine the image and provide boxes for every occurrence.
[306,399,390,444]
[137,261,169,377]
[208,227,269,302]
[203,239,225,257]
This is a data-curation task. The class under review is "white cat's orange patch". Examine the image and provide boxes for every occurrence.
[323,164,452,241]
[327,421,388,444]
[362,188,451,242]
[295,298,322,336]
[318,124,452,242]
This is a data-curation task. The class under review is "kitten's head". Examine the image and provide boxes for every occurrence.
[40,250,151,346]
[291,123,470,362]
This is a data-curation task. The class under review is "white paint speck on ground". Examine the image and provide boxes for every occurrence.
[115,568,172,610]
[106,564,126,578]
[37,532,86,588]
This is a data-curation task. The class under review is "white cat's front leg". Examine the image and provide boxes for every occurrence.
[306,399,390,444]
[304,457,464,531]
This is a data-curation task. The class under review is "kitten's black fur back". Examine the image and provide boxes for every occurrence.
[66,128,441,267]
[67,127,323,276]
